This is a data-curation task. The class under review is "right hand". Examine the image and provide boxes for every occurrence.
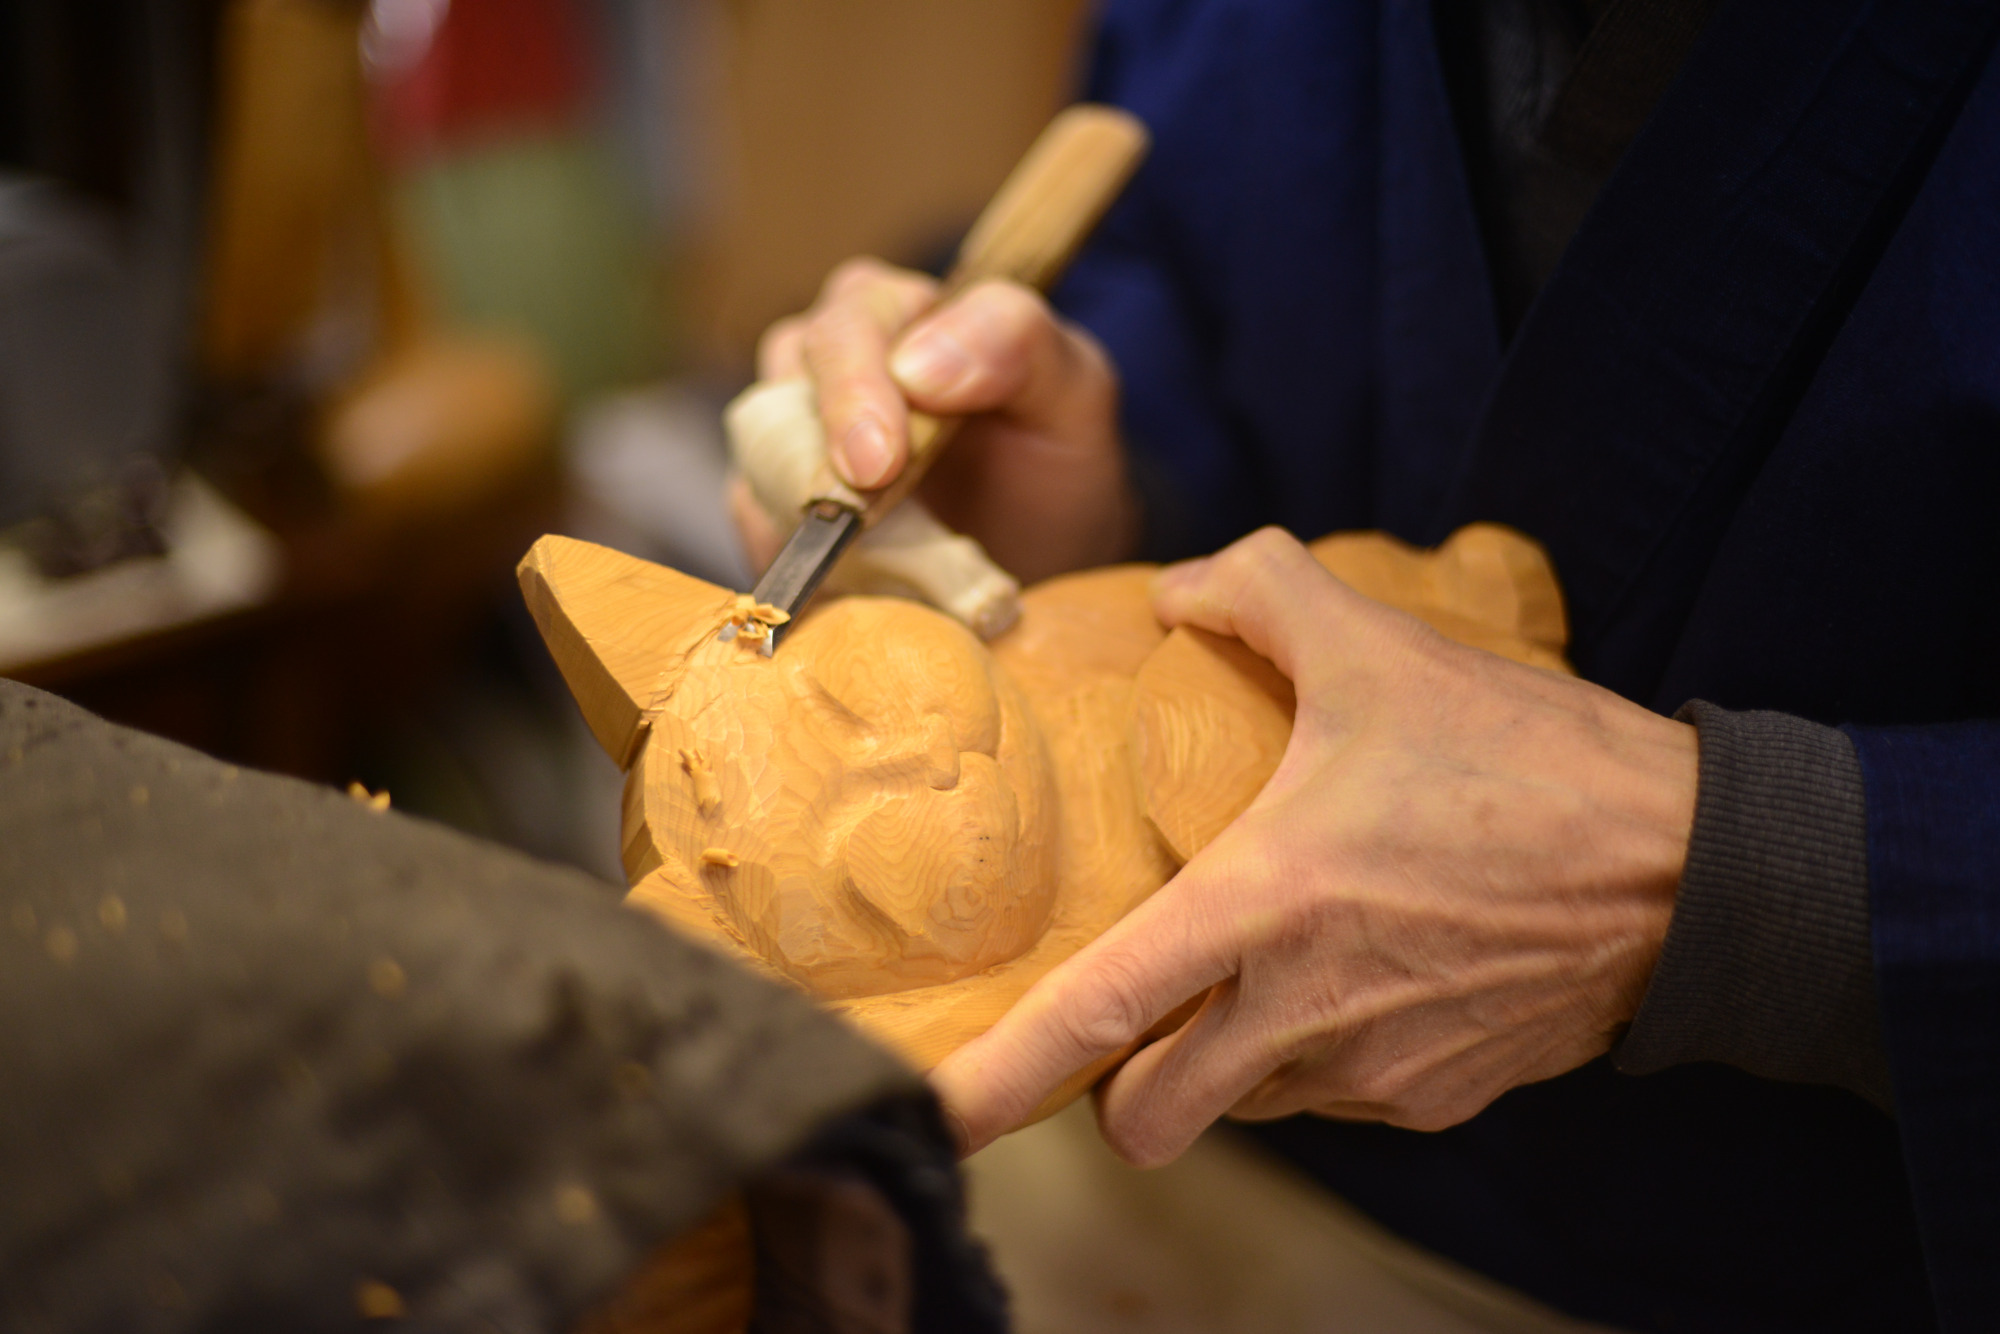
[753,257,1139,584]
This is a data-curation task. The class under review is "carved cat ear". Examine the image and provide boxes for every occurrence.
[517,535,739,768]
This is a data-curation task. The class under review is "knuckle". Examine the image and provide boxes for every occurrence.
[1241,525,1304,572]
[760,314,802,348]
[801,309,887,378]
[1059,956,1155,1054]
[967,278,1050,329]
[756,317,803,365]
[824,254,891,297]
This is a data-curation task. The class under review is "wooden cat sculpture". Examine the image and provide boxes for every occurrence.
[530,524,1569,1334]
[517,523,1570,1084]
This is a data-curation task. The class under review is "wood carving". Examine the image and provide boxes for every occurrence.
[519,522,1568,1076]
[526,523,1568,1334]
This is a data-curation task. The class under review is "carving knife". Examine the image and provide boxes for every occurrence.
[744,104,1150,650]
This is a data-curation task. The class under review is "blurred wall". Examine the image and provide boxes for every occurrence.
[688,0,1093,368]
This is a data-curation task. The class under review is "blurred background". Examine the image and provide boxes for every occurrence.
[0,0,1091,881]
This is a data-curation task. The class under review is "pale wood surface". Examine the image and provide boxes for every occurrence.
[1134,628,1294,864]
[518,537,740,768]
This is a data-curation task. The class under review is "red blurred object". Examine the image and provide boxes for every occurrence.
[369,0,594,165]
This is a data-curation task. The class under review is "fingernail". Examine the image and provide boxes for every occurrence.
[840,416,893,488]
[890,329,971,397]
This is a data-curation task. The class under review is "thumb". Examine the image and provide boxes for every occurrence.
[1151,528,1357,684]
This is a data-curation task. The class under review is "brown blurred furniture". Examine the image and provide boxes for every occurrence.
[689,0,1095,365]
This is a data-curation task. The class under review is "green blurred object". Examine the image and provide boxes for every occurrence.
[395,131,665,400]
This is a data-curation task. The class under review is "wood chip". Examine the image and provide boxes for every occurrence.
[679,748,721,813]
[700,847,740,869]
[347,781,391,812]
[723,593,790,648]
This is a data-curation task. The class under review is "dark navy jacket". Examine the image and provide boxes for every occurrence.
[1052,1,2000,1329]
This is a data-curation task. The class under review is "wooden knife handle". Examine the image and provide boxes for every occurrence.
[806,103,1150,522]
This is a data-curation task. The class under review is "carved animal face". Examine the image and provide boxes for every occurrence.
[642,596,1060,999]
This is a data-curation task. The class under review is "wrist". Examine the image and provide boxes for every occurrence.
[1583,701,1698,1023]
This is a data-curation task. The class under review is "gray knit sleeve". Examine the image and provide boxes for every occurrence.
[1614,700,1893,1109]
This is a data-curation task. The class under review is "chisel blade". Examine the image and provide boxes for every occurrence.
[738,502,862,652]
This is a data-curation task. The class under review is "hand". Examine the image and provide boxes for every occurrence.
[930,528,1698,1165]
[754,257,1139,583]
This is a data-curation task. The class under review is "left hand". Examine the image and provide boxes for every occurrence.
[930,528,1698,1165]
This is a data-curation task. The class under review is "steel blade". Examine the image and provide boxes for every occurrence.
[743,503,861,650]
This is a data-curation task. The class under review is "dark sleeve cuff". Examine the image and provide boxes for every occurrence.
[1614,700,1893,1109]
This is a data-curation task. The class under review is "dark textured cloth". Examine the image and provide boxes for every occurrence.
[1849,722,2000,1327]
[1059,0,2000,1325]
[1434,0,1603,338]
[0,679,1001,1334]
[1617,701,1890,1106]
[1539,0,1723,174]
[1434,0,1722,336]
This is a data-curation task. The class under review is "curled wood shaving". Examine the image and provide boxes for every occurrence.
[679,748,721,813]
[699,847,740,869]
[722,594,793,649]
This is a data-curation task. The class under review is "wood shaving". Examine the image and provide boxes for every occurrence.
[700,847,740,869]
[347,781,391,812]
[679,748,721,813]
[722,594,792,648]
